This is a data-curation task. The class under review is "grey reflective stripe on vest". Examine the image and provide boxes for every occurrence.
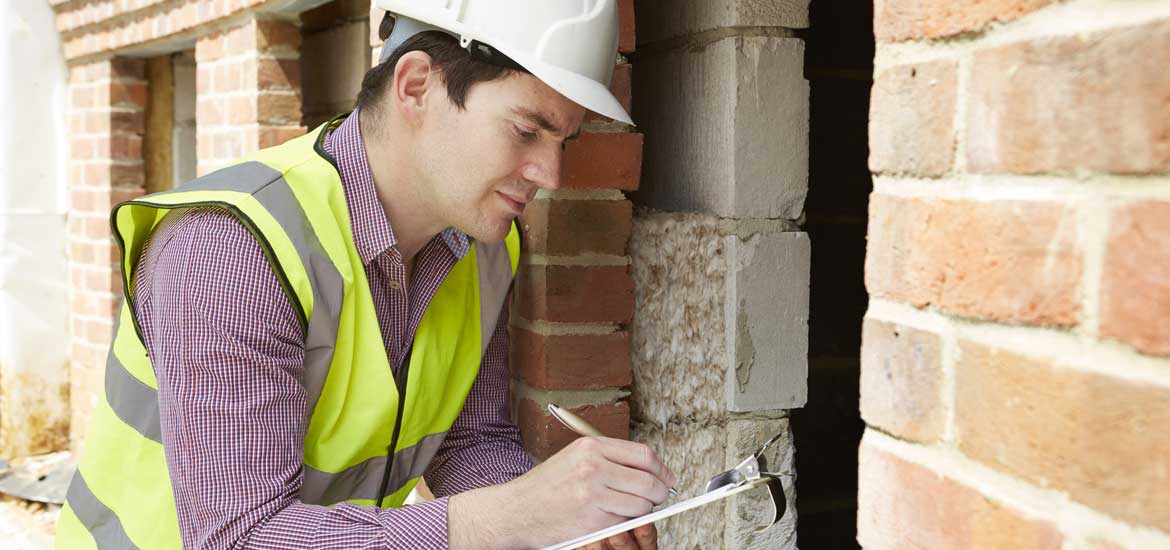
[105,305,163,444]
[474,239,514,357]
[152,161,344,418]
[106,348,162,444]
[301,431,447,505]
[67,472,138,549]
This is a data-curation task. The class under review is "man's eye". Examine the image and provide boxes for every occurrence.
[515,126,538,141]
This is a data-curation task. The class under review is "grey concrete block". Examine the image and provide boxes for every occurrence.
[637,0,810,45]
[632,422,726,549]
[634,36,809,220]
[725,417,798,549]
[724,231,809,411]
[631,416,797,549]
[630,214,808,421]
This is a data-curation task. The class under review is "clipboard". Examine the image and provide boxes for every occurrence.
[539,432,788,550]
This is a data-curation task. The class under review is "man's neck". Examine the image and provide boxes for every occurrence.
[358,109,445,262]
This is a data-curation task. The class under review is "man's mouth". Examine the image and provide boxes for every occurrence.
[497,191,528,215]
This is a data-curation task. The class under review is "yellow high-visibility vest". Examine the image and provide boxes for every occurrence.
[56,114,520,549]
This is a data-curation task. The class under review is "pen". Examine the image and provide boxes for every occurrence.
[547,403,679,499]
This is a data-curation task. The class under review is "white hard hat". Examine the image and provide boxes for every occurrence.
[375,0,632,125]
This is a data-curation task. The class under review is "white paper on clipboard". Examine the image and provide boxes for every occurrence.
[538,477,773,550]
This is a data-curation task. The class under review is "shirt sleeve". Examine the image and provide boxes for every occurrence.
[423,299,535,496]
[134,207,451,550]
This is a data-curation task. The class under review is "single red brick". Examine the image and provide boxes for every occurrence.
[227,95,257,124]
[215,61,244,93]
[109,57,146,80]
[618,0,635,53]
[562,132,643,190]
[72,316,114,347]
[255,18,302,52]
[257,92,303,125]
[1100,201,1170,356]
[70,343,108,373]
[865,194,1081,327]
[858,439,1063,549]
[967,20,1170,175]
[196,33,225,63]
[108,133,143,160]
[517,399,630,461]
[109,164,146,188]
[869,60,957,177]
[109,81,147,108]
[71,241,121,265]
[257,57,301,91]
[519,199,632,256]
[875,0,1055,42]
[110,110,145,134]
[954,341,1170,532]
[72,215,114,241]
[516,265,634,323]
[860,319,944,442]
[510,326,632,390]
[197,97,226,127]
[72,291,120,319]
[70,188,95,212]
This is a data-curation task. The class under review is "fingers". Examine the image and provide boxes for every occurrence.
[602,524,657,550]
[593,438,677,489]
[602,464,671,505]
[632,524,657,550]
[604,531,636,550]
[596,485,656,517]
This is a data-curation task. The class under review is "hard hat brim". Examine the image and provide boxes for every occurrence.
[494,43,634,126]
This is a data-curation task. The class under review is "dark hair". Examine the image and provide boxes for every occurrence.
[355,31,514,115]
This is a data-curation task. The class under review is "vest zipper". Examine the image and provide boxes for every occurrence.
[375,348,411,508]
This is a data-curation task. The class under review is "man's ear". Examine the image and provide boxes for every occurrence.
[391,51,435,127]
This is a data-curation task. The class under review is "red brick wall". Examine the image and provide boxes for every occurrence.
[511,1,641,461]
[195,15,304,175]
[66,58,148,450]
[863,2,1170,548]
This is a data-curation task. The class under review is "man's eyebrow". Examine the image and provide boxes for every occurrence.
[511,107,579,140]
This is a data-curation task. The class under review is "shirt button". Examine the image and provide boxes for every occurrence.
[389,280,402,290]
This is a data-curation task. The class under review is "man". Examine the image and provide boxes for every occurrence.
[57,1,675,549]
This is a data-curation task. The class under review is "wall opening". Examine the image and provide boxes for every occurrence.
[144,50,196,193]
[790,0,874,547]
[299,0,370,129]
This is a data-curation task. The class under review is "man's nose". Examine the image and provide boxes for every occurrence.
[521,144,563,190]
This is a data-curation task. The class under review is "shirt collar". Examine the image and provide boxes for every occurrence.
[322,110,470,264]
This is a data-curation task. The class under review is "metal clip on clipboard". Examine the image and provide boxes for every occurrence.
[701,431,787,532]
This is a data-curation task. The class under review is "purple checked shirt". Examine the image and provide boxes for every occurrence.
[131,111,533,549]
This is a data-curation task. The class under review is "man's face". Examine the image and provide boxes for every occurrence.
[412,71,586,243]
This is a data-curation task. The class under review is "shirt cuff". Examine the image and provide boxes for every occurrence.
[379,496,450,549]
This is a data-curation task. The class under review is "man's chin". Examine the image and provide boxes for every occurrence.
[462,218,514,244]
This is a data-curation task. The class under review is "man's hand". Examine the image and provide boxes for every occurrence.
[448,436,675,549]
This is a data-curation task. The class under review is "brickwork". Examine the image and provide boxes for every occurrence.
[510,3,642,464]
[65,58,148,450]
[863,1,1170,547]
[195,15,304,175]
